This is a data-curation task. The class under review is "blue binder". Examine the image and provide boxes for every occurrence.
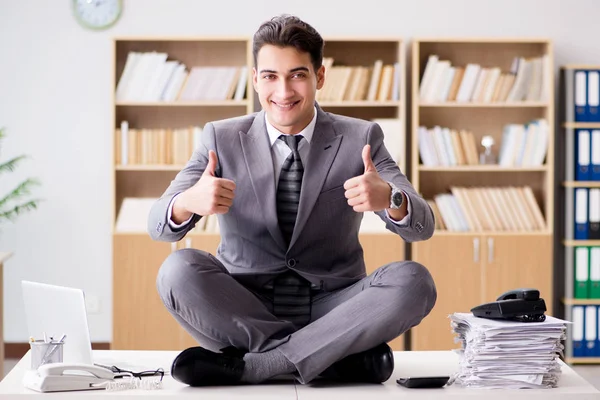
[595,306,600,357]
[588,70,600,122]
[575,70,587,122]
[575,188,589,240]
[592,130,600,181]
[585,305,598,356]
[576,130,591,181]
[573,305,585,357]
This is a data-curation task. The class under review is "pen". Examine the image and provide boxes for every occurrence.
[40,334,67,365]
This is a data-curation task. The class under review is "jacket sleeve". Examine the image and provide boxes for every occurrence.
[367,122,435,242]
[147,122,218,242]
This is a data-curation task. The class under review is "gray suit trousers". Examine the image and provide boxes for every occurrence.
[156,248,437,384]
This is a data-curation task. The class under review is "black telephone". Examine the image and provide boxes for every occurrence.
[471,288,546,322]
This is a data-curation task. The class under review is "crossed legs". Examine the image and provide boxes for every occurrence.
[156,248,437,383]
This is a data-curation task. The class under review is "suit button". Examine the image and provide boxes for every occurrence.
[287,259,296,267]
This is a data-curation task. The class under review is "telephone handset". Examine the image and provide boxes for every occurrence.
[471,288,547,322]
[23,363,114,392]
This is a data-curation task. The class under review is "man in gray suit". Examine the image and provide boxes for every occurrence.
[149,14,437,386]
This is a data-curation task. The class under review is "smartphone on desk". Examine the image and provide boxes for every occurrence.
[397,376,450,389]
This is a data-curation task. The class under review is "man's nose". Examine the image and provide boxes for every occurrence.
[275,79,294,98]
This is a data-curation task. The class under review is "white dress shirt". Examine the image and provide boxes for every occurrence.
[168,108,411,228]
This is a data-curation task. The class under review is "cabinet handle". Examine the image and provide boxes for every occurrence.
[170,242,177,253]
[185,238,192,249]
[473,238,480,263]
[488,238,494,263]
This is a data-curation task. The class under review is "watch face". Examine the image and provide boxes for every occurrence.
[392,191,403,207]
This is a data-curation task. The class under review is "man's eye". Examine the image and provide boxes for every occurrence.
[263,75,275,80]
[293,73,306,79]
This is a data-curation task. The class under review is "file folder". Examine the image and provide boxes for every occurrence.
[575,188,589,240]
[585,305,597,356]
[575,247,590,299]
[591,247,600,299]
[597,306,600,357]
[575,71,587,121]
[590,189,600,240]
[576,130,591,181]
[592,130,600,181]
[572,306,585,357]
[588,71,600,122]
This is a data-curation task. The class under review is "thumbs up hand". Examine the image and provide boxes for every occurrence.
[173,150,236,221]
[343,144,391,213]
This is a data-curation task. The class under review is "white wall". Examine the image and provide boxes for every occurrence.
[1,0,599,342]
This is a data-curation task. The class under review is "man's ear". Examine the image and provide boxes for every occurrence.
[252,67,258,92]
[316,65,325,90]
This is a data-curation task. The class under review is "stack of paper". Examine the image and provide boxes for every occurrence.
[450,312,569,389]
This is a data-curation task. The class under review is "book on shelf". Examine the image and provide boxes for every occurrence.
[316,57,401,102]
[372,118,403,166]
[574,246,600,299]
[418,119,548,167]
[115,51,247,102]
[570,305,600,358]
[574,188,600,240]
[430,186,546,232]
[115,121,202,166]
[565,68,600,123]
[115,197,219,233]
[419,54,550,103]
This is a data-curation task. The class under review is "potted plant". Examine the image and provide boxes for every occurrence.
[0,127,41,226]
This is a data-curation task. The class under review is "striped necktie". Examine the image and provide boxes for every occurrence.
[274,134,311,327]
[276,134,304,244]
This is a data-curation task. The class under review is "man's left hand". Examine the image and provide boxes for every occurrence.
[343,144,392,212]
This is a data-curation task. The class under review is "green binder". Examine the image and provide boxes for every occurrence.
[590,247,600,299]
[575,247,590,299]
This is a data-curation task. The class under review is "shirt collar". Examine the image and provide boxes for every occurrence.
[265,106,317,147]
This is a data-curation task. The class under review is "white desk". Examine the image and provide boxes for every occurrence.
[0,350,598,399]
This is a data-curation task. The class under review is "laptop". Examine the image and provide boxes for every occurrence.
[21,280,94,365]
[21,280,170,374]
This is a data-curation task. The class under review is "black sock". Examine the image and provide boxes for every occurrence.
[240,349,296,383]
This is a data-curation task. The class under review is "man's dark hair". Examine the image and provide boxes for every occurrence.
[253,15,324,73]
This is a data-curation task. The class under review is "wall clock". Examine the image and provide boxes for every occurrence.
[73,0,122,30]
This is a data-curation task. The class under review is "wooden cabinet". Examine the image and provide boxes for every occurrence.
[113,234,185,350]
[411,233,552,350]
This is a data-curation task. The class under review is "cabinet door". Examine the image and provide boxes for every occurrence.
[359,233,406,350]
[483,234,552,313]
[113,234,182,350]
[411,235,482,350]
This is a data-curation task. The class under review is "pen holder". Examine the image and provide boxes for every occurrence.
[30,340,64,370]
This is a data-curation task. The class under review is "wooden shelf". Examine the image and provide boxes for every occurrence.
[319,100,401,107]
[116,165,184,171]
[116,101,249,107]
[563,181,600,188]
[565,357,600,365]
[563,122,600,129]
[563,240,600,247]
[419,166,547,172]
[562,298,600,305]
[419,101,548,108]
[433,230,551,236]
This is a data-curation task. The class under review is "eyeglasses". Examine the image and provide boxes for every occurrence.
[109,365,165,381]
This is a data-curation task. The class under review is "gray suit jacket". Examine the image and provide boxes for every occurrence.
[148,104,434,291]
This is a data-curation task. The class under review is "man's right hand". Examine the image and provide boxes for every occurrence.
[171,150,236,224]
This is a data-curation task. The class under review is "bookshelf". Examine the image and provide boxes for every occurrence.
[409,38,555,351]
[111,37,254,351]
[317,37,406,351]
[559,65,600,364]
[111,37,407,351]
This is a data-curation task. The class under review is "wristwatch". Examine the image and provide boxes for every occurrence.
[388,182,404,209]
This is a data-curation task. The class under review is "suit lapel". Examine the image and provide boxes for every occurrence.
[290,106,342,249]
[240,111,286,251]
